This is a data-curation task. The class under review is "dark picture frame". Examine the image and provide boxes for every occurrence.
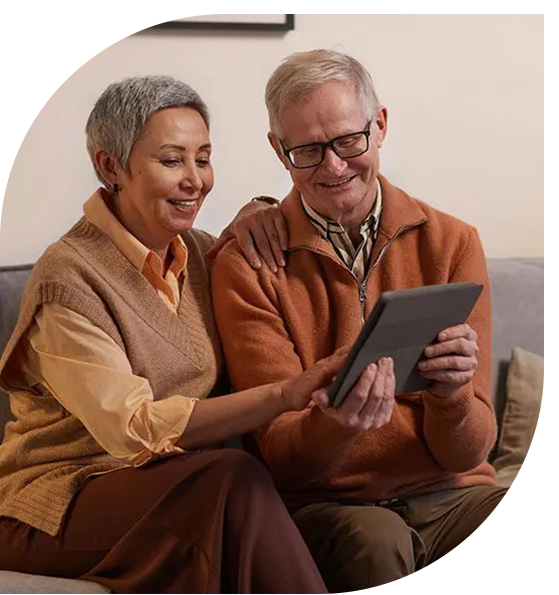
[152,14,295,32]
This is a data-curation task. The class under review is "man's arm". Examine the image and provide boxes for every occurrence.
[420,226,497,471]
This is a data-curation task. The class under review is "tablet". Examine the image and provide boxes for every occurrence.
[328,282,483,407]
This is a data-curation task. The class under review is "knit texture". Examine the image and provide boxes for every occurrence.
[0,218,222,536]
[212,175,497,509]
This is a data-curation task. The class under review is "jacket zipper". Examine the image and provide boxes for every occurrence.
[287,220,425,326]
[357,222,424,324]
[358,282,367,323]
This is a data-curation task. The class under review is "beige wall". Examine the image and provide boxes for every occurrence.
[0,14,543,265]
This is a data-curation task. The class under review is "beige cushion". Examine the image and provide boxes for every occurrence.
[493,347,543,487]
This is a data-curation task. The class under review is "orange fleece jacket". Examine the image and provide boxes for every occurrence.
[212,175,497,508]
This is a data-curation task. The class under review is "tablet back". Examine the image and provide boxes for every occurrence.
[329,282,483,407]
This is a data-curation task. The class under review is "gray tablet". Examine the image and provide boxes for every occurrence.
[329,282,483,407]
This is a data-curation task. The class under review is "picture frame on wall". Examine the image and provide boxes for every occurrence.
[152,14,295,32]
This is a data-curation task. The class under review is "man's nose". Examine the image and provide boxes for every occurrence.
[320,146,347,174]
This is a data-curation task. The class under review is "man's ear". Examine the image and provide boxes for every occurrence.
[268,132,291,171]
[94,149,121,186]
[374,106,389,147]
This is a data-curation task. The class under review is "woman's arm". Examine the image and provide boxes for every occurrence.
[206,197,289,272]
[23,302,343,462]
[178,354,344,450]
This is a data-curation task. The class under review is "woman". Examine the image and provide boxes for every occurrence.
[0,75,341,593]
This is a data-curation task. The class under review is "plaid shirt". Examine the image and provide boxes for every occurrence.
[301,178,382,282]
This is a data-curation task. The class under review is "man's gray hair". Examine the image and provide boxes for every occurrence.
[265,49,380,134]
[86,75,210,188]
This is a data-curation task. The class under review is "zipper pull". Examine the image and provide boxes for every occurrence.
[359,283,367,303]
[359,282,367,324]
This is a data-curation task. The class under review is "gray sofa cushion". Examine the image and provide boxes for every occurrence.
[0,571,109,593]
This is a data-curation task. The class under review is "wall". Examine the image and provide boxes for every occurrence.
[0,14,543,265]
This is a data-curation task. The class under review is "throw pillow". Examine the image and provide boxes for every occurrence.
[492,347,544,488]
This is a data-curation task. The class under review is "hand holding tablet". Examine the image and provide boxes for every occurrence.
[328,282,483,408]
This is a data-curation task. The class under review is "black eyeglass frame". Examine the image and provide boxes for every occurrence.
[280,122,372,169]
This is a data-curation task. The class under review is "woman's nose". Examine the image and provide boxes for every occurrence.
[179,165,203,192]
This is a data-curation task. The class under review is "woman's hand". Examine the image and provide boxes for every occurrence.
[280,348,350,412]
[206,199,289,272]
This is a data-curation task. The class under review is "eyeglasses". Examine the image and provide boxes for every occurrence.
[281,122,372,169]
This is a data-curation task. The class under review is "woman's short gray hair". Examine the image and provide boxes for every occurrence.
[86,75,210,188]
[265,49,380,134]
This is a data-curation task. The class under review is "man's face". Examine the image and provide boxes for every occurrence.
[270,81,387,229]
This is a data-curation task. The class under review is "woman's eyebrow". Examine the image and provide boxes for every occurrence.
[159,143,212,151]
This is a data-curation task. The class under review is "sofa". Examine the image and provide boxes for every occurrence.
[0,258,544,593]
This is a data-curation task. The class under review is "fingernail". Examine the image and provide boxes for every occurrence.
[279,258,286,267]
[271,264,278,273]
[253,259,261,269]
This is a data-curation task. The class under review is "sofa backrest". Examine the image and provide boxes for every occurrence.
[0,265,33,439]
[0,259,544,440]
[489,258,544,425]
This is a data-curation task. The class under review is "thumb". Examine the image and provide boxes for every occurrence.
[311,389,331,411]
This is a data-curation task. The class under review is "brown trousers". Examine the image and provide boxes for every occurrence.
[0,449,327,594]
[292,484,507,593]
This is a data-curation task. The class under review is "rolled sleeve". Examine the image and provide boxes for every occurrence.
[21,302,197,465]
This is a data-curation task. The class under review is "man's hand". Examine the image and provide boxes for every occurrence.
[418,323,479,398]
[312,357,395,431]
[205,199,289,272]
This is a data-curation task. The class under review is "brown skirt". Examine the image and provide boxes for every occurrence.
[0,449,327,594]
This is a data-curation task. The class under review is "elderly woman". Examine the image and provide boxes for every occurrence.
[0,75,340,593]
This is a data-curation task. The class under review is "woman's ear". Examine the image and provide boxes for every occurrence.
[94,149,121,186]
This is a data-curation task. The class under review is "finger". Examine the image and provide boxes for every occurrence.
[333,345,352,358]
[337,363,376,420]
[306,351,347,387]
[384,357,396,399]
[418,355,476,373]
[234,227,262,269]
[311,389,331,411]
[372,392,395,429]
[264,217,286,268]
[250,224,278,273]
[437,323,477,343]
[420,370,474,386]
[424,337,478,358]
[273,211,290,252]
[360,358,389,420]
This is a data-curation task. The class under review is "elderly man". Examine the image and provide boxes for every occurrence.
[212,49,506,591]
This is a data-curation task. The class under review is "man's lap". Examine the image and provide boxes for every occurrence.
[290,485,507,590]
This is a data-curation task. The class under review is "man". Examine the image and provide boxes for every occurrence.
[212,49,505,592]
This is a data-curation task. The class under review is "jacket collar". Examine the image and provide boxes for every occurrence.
[280,174,428,254]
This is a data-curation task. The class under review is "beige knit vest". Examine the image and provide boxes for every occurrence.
[0,218,223,536]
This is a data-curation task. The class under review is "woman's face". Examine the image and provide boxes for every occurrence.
[115,107,214,251]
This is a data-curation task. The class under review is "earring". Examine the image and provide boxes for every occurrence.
[113,183,119,194]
